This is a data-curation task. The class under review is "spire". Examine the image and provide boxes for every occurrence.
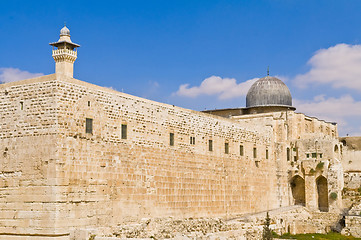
[267,66,269,76]
[49,25,80,78]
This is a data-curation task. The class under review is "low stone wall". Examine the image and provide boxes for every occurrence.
[71,217,261,240]
[342,216,361,238]
[70,206,342,240]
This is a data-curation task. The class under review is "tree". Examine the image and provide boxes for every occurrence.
[262,212,273,240]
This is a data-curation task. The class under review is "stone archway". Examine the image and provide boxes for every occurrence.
[290,175,305,206]
[316,176,329,212]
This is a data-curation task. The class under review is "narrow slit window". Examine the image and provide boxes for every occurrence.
[85,118,93,134]
[225,143,229,154]
[88,101,91,107]
[20,101,24,110]
[170,133,174,146]
[190,136,195,145]
[266,149,269,159]
[209,140,213,152]
[240,145,244,156]
[121,124,127,139]
[287,148,290,161]
[253,147,257,158]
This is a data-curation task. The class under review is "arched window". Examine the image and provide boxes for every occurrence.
[290,175,305,206]
[316,176,329,212]
[334,145,339,153]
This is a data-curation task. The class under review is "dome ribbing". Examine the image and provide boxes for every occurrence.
[246,76,292,108]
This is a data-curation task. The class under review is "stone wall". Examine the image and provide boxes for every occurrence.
[343,216,361,238]
[53,76,282,234]
[0,73,351,239]
[341,137,361,173]
[234,111,343,213]
[0,74,288,237]
[0,75,70,237]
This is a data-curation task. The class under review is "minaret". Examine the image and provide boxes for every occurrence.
[49,25,80,78]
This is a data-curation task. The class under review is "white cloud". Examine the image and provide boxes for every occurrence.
[0,68,43,83]
[175,76,258,100]
[295,95,361,119]
[294,44,361,90]
[104,86,118,91]
[294,95,361,136]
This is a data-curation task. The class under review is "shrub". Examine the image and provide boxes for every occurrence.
[262,212,273,240]
[330,192,338,200]
[316,162,324,170]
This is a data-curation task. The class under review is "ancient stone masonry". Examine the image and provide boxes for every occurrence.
[0,26,360,239]
[54,76,278,233]
[0,74,282,238]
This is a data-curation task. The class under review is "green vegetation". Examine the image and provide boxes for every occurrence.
[273,232,361,240]
[316,162,324,170]
[262,212,273,240]
[330,192,338,200]
[357,186,361,195]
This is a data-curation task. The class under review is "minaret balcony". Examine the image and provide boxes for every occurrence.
[52,48,77,58]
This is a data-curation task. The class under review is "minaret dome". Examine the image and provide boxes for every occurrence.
[60,26,70,36]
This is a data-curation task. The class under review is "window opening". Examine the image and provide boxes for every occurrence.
[85,118,93,134]
[225,143,229,154]
[287,148,290,161]
[170,133,174,146]
[208,140,213,151]
[266,149,269,159]
[240,145,244,156]
[121,124,127,139]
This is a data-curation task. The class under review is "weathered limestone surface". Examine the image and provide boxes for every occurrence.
[342,215,361,238]
[0,75,280,238]
[0,73,358,239]
[77,206,341,240]
[1,25,360,240]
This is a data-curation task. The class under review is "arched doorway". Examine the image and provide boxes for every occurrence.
[290,175,305,206]
[316,176,329,212]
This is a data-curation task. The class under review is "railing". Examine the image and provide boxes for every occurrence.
[52,49,77,57]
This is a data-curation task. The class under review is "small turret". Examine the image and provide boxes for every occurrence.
[49,25,80,78]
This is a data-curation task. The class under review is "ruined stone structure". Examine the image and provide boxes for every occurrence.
[0,26,360,239]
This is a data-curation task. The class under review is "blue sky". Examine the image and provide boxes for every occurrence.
[1,0,361,136]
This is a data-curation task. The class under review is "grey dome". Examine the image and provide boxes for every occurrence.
[60,26,70,36]
[246,76,292,108]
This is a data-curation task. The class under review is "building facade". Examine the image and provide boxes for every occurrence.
[0,26,359,239]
